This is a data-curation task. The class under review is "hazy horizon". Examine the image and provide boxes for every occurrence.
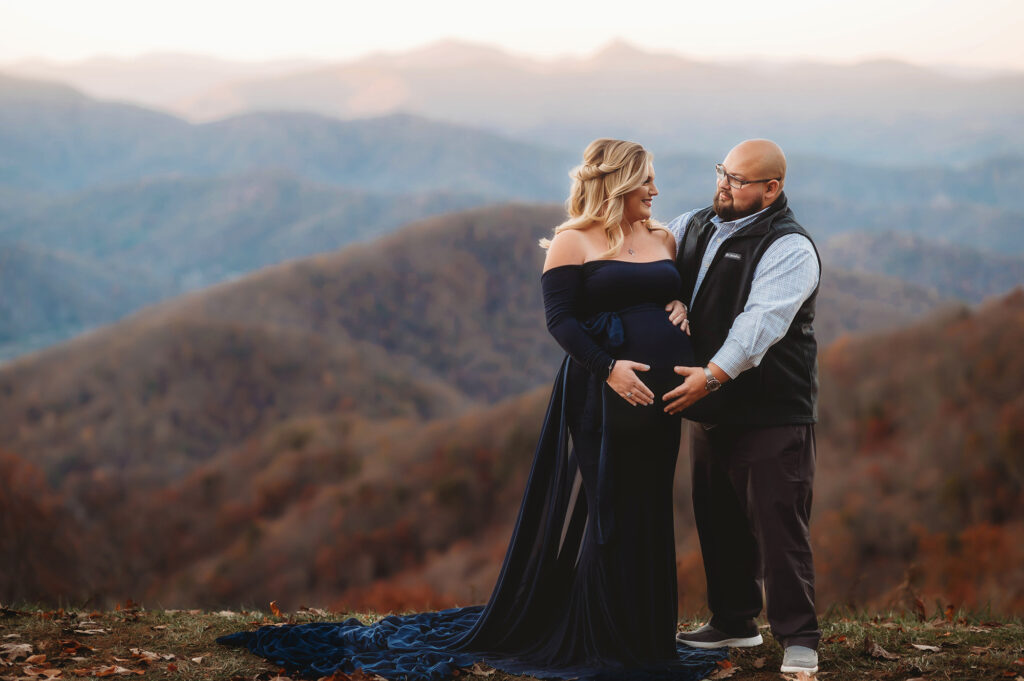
[3,37,1022,78]
[1,0,1021,72]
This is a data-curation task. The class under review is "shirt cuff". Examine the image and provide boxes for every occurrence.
[709,339,756,380]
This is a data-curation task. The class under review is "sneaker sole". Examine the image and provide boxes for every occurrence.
[780,663,819,673]
[675,633,763,649]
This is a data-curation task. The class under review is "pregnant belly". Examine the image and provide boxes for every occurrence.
[613,304,694,369]
[600,304,694,430]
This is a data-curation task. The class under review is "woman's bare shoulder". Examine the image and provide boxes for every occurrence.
[544,227,598,271]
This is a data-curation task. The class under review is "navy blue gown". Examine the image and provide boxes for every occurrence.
[217,259,725,680]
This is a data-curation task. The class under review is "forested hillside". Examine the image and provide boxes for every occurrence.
[2,205,1019,614]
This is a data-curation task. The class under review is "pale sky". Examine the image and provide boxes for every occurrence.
[1,0,1022,71]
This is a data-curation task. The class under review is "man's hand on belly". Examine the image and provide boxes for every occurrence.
[663,363,729,414]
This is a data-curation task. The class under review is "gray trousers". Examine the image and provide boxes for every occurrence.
[690,422,821,650]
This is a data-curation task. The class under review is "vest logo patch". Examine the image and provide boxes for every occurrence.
[723,252,742,260]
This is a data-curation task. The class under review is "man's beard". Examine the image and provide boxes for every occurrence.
[713,191,764,222]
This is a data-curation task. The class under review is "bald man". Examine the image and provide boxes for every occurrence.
[662,140,821,674]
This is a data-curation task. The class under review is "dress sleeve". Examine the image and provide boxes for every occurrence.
[541,265,615,381]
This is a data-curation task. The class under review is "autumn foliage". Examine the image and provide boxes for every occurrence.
[0,205,1021,617]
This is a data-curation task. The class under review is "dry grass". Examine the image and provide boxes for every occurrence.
[1,603,1021,681]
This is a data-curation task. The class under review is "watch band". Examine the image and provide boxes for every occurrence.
[703,366,722,392]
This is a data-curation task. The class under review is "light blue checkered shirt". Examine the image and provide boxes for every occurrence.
[666,207,820,379]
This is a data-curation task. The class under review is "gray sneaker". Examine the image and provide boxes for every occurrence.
[675,623,763,649]
[780,645,819,673]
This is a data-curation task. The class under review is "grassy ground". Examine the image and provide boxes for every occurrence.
[1,603,1021,681]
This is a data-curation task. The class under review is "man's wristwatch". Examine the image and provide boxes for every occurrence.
[703,367,722,392]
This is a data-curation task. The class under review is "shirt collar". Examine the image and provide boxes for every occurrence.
[710,204,772,230]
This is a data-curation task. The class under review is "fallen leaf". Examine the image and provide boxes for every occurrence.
[93,666,144,677]
[129,648,174,662]
[911,643,941,652]
[317,672,348,681]
[318,671,385,681]
[863,635,899,660]
[59,640,93,655]
[822,634,848,644]
[25,654,47,664]
[270,601,283,617]
[191,656,204,664]
[167,662,177,672]
[970,645,993,655]
[753,657,765,668]
[72,629,108,636]
[467,663,495,676]
[150,625,168,631]
[709,659,739,679]
[0,642,33,661]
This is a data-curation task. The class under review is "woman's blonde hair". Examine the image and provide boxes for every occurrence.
[540,138,663,258]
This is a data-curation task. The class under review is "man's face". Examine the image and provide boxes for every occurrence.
[712,148,773,222]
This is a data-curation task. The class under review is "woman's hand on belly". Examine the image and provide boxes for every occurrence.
[606,360,654,406]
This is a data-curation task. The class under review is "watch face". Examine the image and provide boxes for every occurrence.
[703,367,720,392]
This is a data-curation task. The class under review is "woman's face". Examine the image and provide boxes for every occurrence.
[621,165,658,225]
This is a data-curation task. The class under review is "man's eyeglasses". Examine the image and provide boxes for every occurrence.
[715,164,779,190]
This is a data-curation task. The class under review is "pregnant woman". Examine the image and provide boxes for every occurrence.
[217,139,724,680]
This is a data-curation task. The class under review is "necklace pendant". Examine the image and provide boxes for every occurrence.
[628,248,635,255]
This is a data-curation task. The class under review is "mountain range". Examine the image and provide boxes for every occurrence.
[1,202,1020,613]
[6,41,1023,164]
[5,52,320,111]
[2,71,1023,363]
[0,203,952,489]
[1,41,1022,617]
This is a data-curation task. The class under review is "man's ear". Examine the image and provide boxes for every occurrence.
[766,178,782,202]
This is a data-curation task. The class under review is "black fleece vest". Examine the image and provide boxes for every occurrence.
[676,192,820,425]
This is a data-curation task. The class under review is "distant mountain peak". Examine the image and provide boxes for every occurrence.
[593,39,647,58]
[387,38,522,69]
[582,39,697,70]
